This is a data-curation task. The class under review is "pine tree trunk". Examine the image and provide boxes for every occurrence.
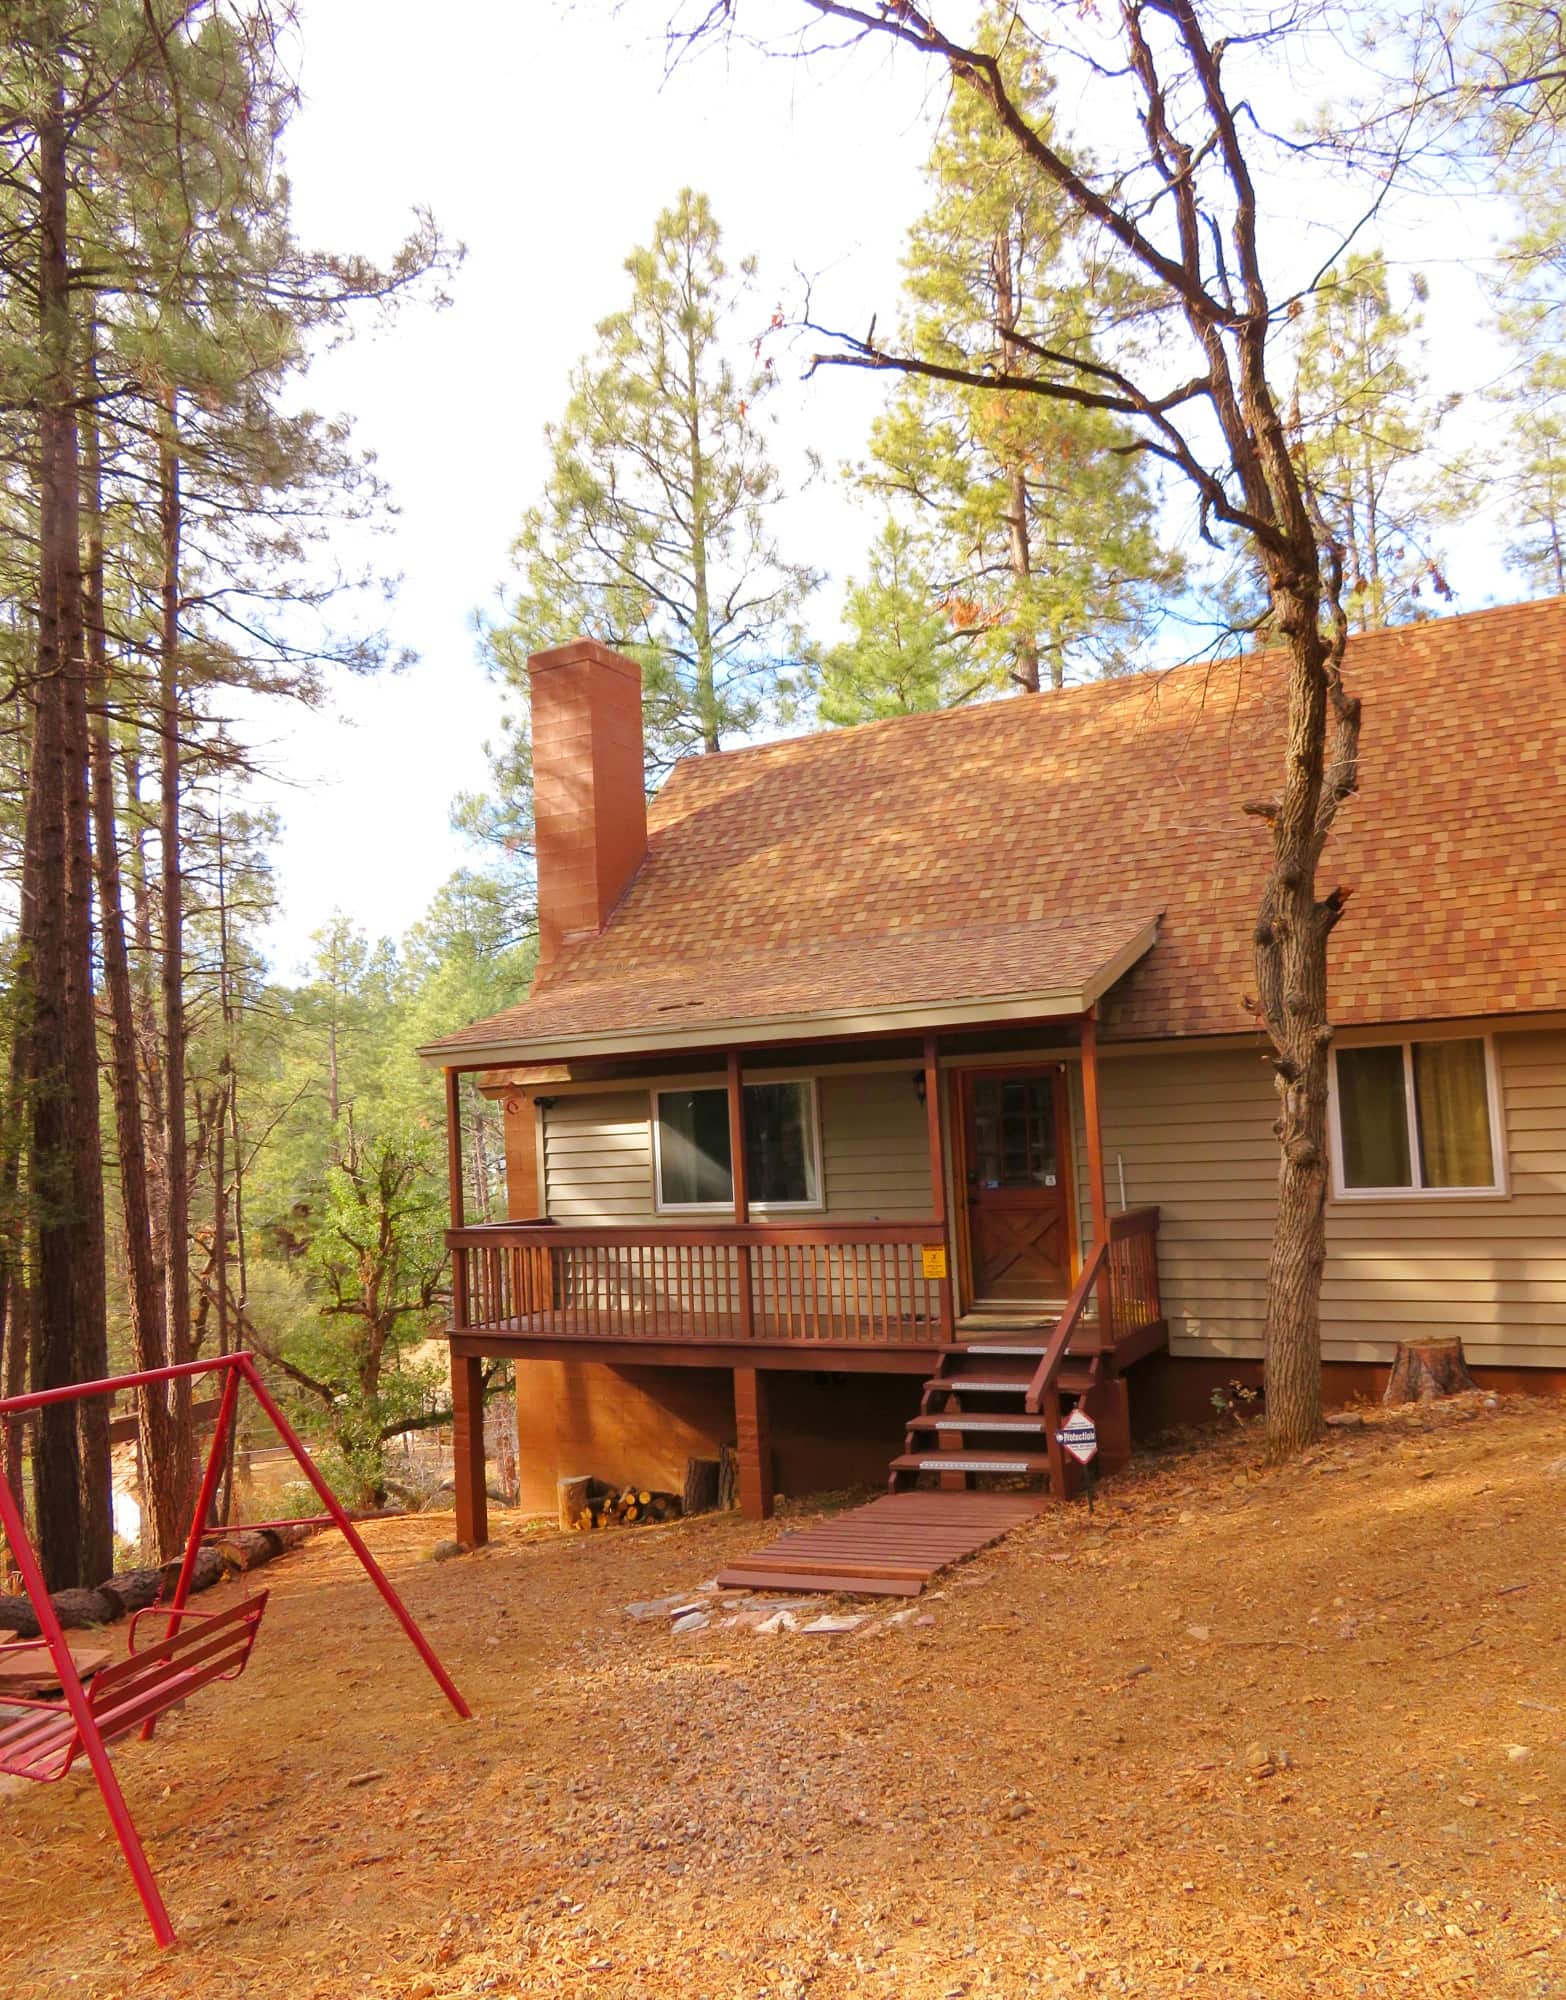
[992,224,1041,694]
[156,390,196,1515]
[27,89,110,1588]
[83,346,184,1562]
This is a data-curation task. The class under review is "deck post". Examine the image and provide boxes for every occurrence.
[733,1364,773,1519]
[451,1350,489,1548]
[1080,1013,1113,1339]
[923,1031,955,1341]
[445,1068,469,1332]
[728,1050,756,1340]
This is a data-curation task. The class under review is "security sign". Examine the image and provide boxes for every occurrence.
[1056,1408,1098,1465]
[921,1246,948,1280]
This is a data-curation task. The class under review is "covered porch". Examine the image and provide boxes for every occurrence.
[440,1013,1168,1538]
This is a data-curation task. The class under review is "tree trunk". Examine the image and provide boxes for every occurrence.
[684,1456,720,1515]
[156,388,196,1517]
[992,223,1042,693]
[83,343,183,1563]
[26,88,109,1588]
[1384,1338,1477,1405]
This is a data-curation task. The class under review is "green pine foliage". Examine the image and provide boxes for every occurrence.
[832,10,1181,707]
[476,187,819,844]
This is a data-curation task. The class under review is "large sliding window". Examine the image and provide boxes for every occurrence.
[1330,1036,1504,1196]
[653,1079,821,1211]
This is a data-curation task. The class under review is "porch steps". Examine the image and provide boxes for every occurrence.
[889,1335,1101,1499]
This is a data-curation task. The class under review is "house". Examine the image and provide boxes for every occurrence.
[420,602,1566,1539]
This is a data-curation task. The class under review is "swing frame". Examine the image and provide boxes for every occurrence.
[0,1350,472,1948]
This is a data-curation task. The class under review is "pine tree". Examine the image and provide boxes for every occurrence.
[841,9,1180,700]
[1292,254,1457,631]
[817,519,983,722]
[480,188,818,824]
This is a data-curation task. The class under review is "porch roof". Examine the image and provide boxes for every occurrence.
[422,911,1159,1066]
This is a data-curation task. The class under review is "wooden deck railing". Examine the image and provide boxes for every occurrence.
[1106,1205,1162,1339]
[449,1219,953,1347]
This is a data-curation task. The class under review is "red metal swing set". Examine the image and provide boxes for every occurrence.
[0,1350,471,1949]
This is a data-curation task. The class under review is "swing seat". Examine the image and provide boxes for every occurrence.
[0,1593,268,1784]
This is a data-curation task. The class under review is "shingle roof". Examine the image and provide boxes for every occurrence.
[424,597,1566,1062]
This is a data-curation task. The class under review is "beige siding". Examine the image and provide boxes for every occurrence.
[540,1090,655,1222]
[1093,1027,1566,1368]
[540,1068,933,1223]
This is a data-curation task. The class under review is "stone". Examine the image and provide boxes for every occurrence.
[756,1610,797,1635]
[1185,1624,1212,1643]
[428,1539,466,1563]
[671,1611,710,1636]
[624,1595,689,1622]
[1506,1744,1532,1762]
[1241,1743,1277,1779]
[800,1615,865,1637]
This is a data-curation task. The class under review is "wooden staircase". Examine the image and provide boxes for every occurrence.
[888,1340,1102,1496]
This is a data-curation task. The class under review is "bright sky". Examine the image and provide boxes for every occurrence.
[251,0,946,972]
[252,1,1520,976]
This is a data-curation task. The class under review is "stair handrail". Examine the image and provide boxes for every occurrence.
[1023,1238,1108,1415]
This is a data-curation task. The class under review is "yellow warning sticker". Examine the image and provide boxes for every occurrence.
[921,1246,948,1280]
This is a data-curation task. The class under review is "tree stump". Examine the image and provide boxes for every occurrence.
[717,1444,740,1512]
[684,1457,720,1516]
[557,1474,593,1533]
[1383,1337,1477,1404]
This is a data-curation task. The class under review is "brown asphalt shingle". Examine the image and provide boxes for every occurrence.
[429,598,1566,1057]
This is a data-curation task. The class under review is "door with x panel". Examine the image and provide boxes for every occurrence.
[960,1067,1074,1306]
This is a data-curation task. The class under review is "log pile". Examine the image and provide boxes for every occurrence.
[557,1476,681,1532]
[0,1520,314,1639]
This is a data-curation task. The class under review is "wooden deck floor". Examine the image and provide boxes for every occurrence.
[713,1490,1047,1598]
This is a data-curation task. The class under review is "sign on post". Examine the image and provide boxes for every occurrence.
[921,1245,948,1280]
[1056,1407,1098,1465]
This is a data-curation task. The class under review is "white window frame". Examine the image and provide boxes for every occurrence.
[1327,1032,1507,1200]
[651,1076,825,1214]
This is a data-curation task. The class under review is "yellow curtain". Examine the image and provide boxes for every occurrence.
[1412,1039,1494,1188]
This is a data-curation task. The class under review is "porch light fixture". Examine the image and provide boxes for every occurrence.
[914,1070,927,1106]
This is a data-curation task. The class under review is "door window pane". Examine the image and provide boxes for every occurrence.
[1337,1045,1412,1189]
[973,1076,1056,1188]
[1413,1039,1495,1188]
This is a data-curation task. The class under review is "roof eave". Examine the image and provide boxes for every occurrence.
[418,917,1161,1073]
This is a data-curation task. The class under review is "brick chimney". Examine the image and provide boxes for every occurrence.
[529,638,647,970]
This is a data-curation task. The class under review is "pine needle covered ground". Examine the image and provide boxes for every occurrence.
[5,1393,1566,1998]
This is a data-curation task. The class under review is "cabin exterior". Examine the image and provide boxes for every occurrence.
[423,606,1566,1538]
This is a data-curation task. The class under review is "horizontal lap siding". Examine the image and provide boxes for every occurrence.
[540,1071,933,1223]
[1092,1028,1566,1368]
[542,1091,656,1221]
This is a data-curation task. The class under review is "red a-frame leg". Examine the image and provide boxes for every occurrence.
[0,1467,177,1948]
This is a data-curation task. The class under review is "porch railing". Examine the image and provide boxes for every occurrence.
[1106,1205,1163,1339]
[448,1219,951,1347]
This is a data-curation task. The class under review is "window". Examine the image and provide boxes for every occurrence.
[1331,1036,1503,1196]
[653,1080,821,1210]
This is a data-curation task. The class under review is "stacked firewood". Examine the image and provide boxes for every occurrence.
[556,1476,681,1532]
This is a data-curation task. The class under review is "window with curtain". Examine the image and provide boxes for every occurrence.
[654,1080,819,1208]
[1333,1037,1500,1194]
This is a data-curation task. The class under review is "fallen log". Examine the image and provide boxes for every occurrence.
[1384,1337,1477,1405]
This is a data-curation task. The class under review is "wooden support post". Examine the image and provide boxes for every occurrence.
[733,1365,773,1520]
[451,1350,488,1548]
[1080,1014,1112,1340]
[728,1049,756,1340]
[445,1068,469,1332]
[923,1032,955,1341]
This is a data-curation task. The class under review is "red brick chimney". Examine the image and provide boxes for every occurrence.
[529,638,647,971]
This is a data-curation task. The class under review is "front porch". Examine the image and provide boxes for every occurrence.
[441,1020,1169,1537]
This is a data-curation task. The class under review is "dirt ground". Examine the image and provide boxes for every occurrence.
[5,1391,1566,1999]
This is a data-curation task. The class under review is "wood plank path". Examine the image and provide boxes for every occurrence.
[714,1490,1047,1598]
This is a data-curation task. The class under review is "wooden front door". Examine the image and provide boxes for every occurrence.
[959,1068,1073,1306]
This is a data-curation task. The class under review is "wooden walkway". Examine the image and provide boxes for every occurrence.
[714,1490,1047,1598]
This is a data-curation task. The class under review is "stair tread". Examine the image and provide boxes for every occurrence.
[924,1368,1094,1393]
[889,1449,1055,1473]
[908,1414,1049,1433]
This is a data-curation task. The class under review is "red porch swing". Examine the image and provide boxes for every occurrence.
[0,1350,472,1948]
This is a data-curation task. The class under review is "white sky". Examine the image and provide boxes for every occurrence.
[250,0,1522,976]
[251,0,945,972]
